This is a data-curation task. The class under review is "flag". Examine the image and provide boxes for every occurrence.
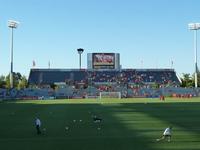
[171,60,173,68]
[32,60,36,67]
[48,61,50,69]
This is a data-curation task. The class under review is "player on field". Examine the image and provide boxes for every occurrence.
[93,115,102,123]
[35,117,42,134]
[156,126,172,142]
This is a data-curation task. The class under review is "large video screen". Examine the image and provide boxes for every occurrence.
[92,53,115,69]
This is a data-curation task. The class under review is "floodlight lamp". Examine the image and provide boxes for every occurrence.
[188,23,200,30]
[8,20,19,28]
[77,48,84,54]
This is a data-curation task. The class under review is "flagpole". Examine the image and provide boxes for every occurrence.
[48,61,50,69]
[32,60,36,68]
[171,60,173,69]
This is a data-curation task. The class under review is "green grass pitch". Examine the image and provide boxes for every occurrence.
[0,98,200,150]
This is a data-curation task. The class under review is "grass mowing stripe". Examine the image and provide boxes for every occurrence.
[1,98,200,150]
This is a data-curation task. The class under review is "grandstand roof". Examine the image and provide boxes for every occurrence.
[28,68,180,86]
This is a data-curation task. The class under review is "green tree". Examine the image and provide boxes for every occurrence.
[5,75,10,89]
[5,72,28,89]
[180,73,194,87]
[0,75,6,88]
[17,75,28,89]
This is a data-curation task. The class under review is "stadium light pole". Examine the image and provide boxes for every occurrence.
[188,23,200,88]
[77,48,84,69]
[8,20,19,88]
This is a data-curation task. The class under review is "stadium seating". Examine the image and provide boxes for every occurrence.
[19,68,182,98]
[28,69,180,85]
[1,68,191,99]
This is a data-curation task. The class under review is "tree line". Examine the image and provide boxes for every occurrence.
[180,73,200,87]
[0,72,28,89]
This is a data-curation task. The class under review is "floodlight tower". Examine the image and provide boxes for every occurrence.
[77,48,84,69]
[188,23,200,88]
[8,20,19,88]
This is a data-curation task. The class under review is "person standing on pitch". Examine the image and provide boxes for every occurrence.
[156,126,172,142]
[35,117,41,134]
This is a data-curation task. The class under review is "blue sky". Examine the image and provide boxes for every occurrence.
[0,0,200,77]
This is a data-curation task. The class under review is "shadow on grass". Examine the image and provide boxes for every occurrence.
[1,101,200,150]
[0,101,156,150]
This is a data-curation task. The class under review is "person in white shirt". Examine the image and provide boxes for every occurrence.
[35,118,41,134]
[156,126,172,142]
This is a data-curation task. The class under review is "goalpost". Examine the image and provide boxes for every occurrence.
[99,92,121,99]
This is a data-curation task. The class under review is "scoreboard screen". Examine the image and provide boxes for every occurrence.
[92,53,115,69]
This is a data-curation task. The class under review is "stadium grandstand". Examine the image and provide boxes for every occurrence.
[1,52,198,100]
[28,68,180,87]
[27,67,181,99]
